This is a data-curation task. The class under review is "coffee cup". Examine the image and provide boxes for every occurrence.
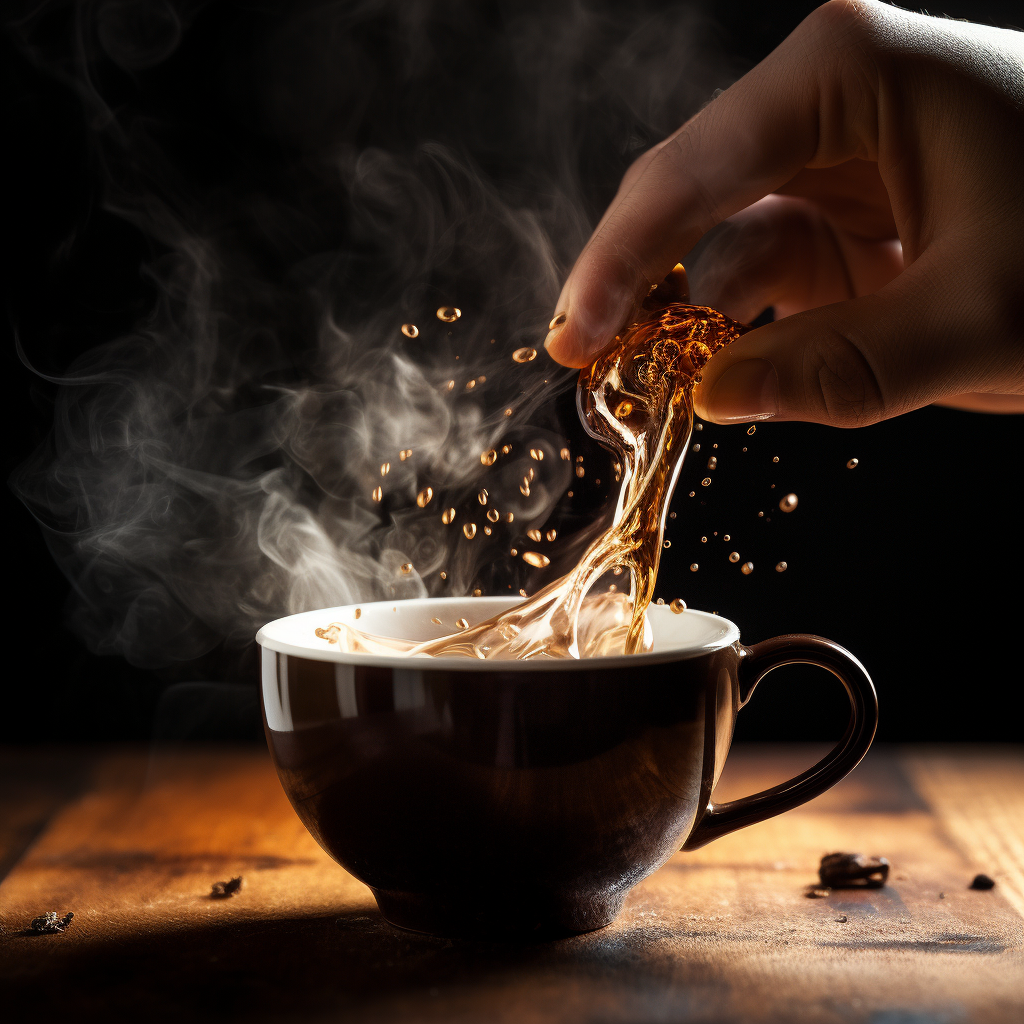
[257,596,876,937]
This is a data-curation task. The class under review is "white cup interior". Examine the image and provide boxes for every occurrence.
[257,597,740,672]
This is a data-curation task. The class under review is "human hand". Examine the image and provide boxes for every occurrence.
[544,0,1024,423]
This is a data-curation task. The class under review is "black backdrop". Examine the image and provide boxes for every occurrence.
[4,0,1023,743]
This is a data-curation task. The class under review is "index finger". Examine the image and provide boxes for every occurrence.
[544,0,891,367]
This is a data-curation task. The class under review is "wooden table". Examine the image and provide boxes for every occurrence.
[2,744,1021,1023]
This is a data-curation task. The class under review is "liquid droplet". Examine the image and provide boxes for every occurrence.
[465,379,476,391]
[463,523,477,539]
[692,443,700,452]
[612,565,623,575]
[776,561,788,572]
[723,534,731,542]
[400,563,414,575]
[486,508,499,523]
[478,489,488,505]
[729,551,740,563]
[779,493,798,513]
[437,306,461,322]
[504,408,513,417]
[707,456,717,470]
[441,507,456,525]
[502,444,512,455]
[575,466,585,478]
[527,528,542,542]
[372,486,383,502]
[741,561,754,574]
[663,540,671,549]
[431,617,442,625]
[548,312,567,330]
[772,456,779,463]
[615,400,633,419]
[523,551,551,568]
[520,479,531,496]
[701,477,712,487]
[399,449,413,461]
[380,462,391,476]
[669,511,677,519]
[530,448,544,461]
[545,529,557,542]
[439,572,447,580]
[656,598,665,605]
[354,608,362,619]
[446,380,455,391]
[456,618,469,630]
[401,323,419,338]
[701,536,707,543]
[670,598,687,614]
[847,458,859,469]
[689,563,699,572]
[416,487,433,508]
[510,548,517,556]
[505,512,514,523]
[560,448,571,461]
[512,347,537,363]
[695,423,703,431]
[747,425,757,435]
[473,589,482,597]
[480,449,497,466]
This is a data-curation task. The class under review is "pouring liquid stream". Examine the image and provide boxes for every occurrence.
[317,269,749,659]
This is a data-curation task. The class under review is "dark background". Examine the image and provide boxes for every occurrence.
[4,0,1023,743]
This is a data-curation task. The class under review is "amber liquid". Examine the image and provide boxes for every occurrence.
[318,286,748,659]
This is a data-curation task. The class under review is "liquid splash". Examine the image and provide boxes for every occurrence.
[318,279,748,659]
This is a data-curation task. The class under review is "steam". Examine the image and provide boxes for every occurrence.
[11,1,739,670]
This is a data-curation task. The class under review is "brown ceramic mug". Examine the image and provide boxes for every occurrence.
[258,597,876,937]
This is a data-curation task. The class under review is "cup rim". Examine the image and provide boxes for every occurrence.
[256,596,740,673]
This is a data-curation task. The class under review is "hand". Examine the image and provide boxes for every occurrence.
[544,0,1024,424]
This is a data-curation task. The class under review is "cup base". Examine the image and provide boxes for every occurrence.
[371,887,626,939]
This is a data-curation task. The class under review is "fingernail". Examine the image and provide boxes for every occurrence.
[543,311,568,349]
[705,359,779,422]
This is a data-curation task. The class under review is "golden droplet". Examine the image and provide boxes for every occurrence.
[663,540,671,549]
[847,457,859,469]
[512,347,537,363]
[486,508,499,523]
[456,617,469,630]
[701,536,707,543]
[615,400,633,419]
[480,449,497,466]
[510,548,517,556]
[729,552,740,563]
[483,526,492,535]
[472,588,482,597]
[527,528,542,542]
[441,507,456,525]
[399,449,413,461]
[463,523,477,539]
[689,563,699,572]
[566,491,573,498]
[465,379,476,391]
[478,489,488,505]
[707,456,717,470]
[695,422,703,431]
[776,561,788,572]
[545,529,557,542]
[431,616,442,625]
[575,466,585,478]
[772,456,779,463]
[692,443,700,452]
[372,486,383,502]
[380,462,390,476]
[477,375,486,384]
[401,323,419,338]
[520,479,531,496]
[504,408,513,417]
[608,584,617,593]
[416,487,433,508]
[400,562,414,575]
[530,448,544,461]
[779,493,798,513]
[548,311,567,330]
[519,588,528,597]
[723,534,731,542]
[741,561,754,575]
[656,598,665,605]
[523,551,550,568]
[560,448,571,461]
[670,598,687,614]
[701,477,712,487]
[439,571,447,580]
[437,306,461,322]
[446,380,455,391]
[612,565,623,575]
[576,455,584,462]
[501,444,512,455]
[354,608,362,619]
[747,425,757,435]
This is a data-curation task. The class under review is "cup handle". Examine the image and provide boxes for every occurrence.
[682,635,878,851]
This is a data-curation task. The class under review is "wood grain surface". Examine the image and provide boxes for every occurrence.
[1,744,1021,1023]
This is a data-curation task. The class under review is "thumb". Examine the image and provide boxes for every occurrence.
[693,269,989,428]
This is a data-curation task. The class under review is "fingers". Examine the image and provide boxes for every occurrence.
[545,0,895,367]
[688,194,903,322]
[934,393,1024,413]
[692,251,1016,427]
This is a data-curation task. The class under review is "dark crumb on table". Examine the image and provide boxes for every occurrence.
[819,852,889,889]
[28,912,74,934]
[969,874,996,891]
[835,915,848,923]
[210,876,244,898]
[805,887,831,899]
